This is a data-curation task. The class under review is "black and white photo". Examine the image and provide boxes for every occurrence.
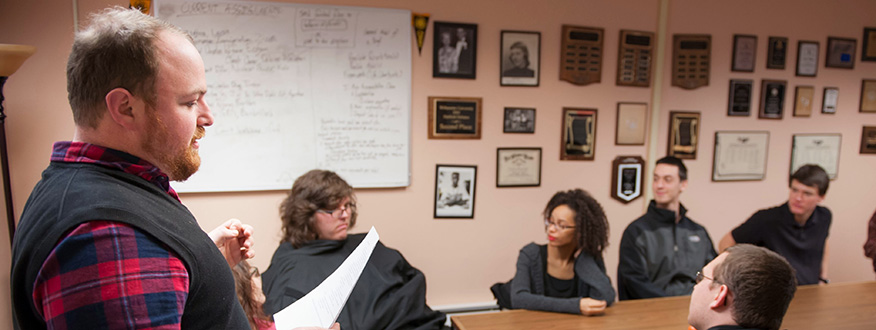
[434,165,477,218]
[433,21,477,79]
[500,30,540,86]
[503,107,535,133]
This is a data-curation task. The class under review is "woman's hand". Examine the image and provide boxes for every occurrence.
[208,218,255,267]
[579,297,607,316]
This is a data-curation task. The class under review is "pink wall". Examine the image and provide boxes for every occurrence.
[1,1,874,326]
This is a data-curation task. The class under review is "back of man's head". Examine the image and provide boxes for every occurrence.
[67,6,188,129]
[789,164,829,196]
[714,244,797,330]
[655,156,687,181]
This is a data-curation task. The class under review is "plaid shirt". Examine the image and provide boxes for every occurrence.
[32,141,189,329]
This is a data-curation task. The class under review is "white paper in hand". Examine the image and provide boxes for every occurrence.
[273,226,379,329]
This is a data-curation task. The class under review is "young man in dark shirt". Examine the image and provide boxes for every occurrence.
[719,164,831,285]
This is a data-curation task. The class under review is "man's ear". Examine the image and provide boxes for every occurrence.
[680,179,689,192]
[710,284,729,309]
[104,88,138,129]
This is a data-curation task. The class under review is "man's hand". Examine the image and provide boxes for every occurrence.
[579,298,607,316]
[208,218,254,267]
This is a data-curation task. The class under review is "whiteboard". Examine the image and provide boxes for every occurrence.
[155,0,411,192]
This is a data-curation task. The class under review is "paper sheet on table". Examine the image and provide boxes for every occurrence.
[273,226,379,330]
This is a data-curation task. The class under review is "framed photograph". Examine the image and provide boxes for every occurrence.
[863,27,876,61]
[759,79,787,119]
[861,79,876,113]
[668,111,700,159]
[560,108,597,160]
[732,34,757,72]
[767,36,788,69]
[822,87,839,114]
[791,134,841,179]
[434,164,476,218]
[861,126,876,154]
[728,79,753,116]
[496,148,542,187]
[712,131,769,181]
[616,103,647,145]
[825,37,856,69]
[611,155,645,203]
[433,21,477,79]
[793,85,814,117]
[796,41,819,77]
[428,96,482,139]
[503,107,535,133]
[500,30,540,86]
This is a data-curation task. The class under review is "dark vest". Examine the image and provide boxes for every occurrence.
[11,162,249,329]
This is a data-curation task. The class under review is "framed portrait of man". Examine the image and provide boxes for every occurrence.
[433,21,477,79]
[434,165,477,218]
[500,30,540,86]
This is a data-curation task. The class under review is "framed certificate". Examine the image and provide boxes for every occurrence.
[668,111,700,159]
[767,36,788,69]
[863,27,876,62]
[611,156,645,203]
[796,41,819,77]
[861,79,876,113]
[428,96,482,139]
[712,131,769,181]
[728,79,753,116]
[561,108,597,160]
[862,126,876,154]
[615,102,647,145]
[496,148,541,187]
[825,37,856,69]
[791,134,841,180]
[759,79,787,119]
[793,85,814,117]
[822,87,839,114]
[434,164,477,218]
[732,34,757,72]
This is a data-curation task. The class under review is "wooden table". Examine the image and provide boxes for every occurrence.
[451,281,876,330]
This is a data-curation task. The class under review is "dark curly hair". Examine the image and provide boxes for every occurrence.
[232,261,271,330]
[280,170,357,248]
[543,189,609,258]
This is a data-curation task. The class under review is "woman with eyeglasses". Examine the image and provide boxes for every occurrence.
[501,189,615,315]
[261,169,447,330]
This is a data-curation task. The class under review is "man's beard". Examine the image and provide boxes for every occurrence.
[142,111,204,181]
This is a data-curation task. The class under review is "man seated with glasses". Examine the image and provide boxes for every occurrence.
[618,156,717,300]
[261,169,447,330]
[688,244,797,330]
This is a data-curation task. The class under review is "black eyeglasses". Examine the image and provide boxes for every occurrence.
[249,266,260,278]
[317,202,356,219]
[695,271,720,285]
